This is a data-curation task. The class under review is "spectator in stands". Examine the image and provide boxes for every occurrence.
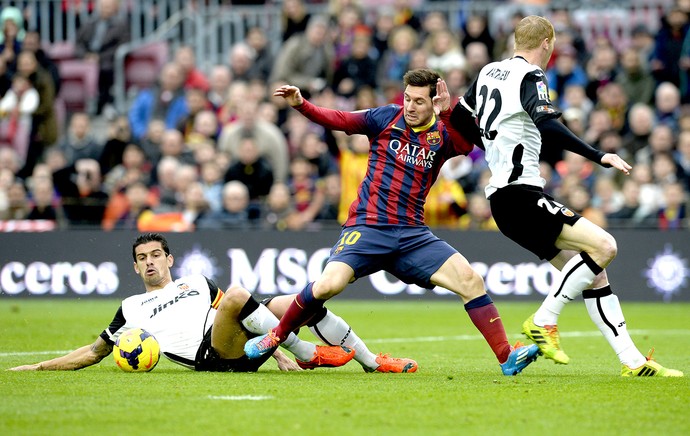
[585,42,619,103]
[196,180,253,230]
[159,128,195,167]
[676,129,690,190]
[281,0,311,42]
[227,42,258,83]
[630,24,655,71]
[332,29,378,98]
[21,31,61,96]
[112,180,152,230]
[128,62,188,141]
[371,7,395,60]
[555,151,596,193]
[297,131,338,179]
[424,167,467,229]
[176,87,210,142]
[622,103,656,156]
[288,155,325,225]
[26,175,64,226]
[218,97,289,183]
[217,81,248,126]
[607,179,655,228]
[245,26,273,83]
[546,45,588,108]
[173,45,209,92]
[657,181,688,229]
[138,119,165,165]
[418,10,449,43]
[560,83,593,119]
[583,108,614,148]
[652,152,682,186]
[187,109,219,146]
[459,193,497,231]
[651,6,689,90]
[423,29,466,76]
[52,158,108,227]
[330,3,366,68]
[568,183,608,229]
[150,156,181,213]
[199,160,224,213]
[0,6,25,73]
[207,65,232,113]
[461,14,494,61]
[635,124,676,165]
[99,115,133,175]
[632,162,663,217]
[591,177,625,216]
[261,182,300,230]
[0,179,29,220]
[464,41,491,83]
[223,135,273,201]
[654,82,682,132]
[376,25,417,91]
[594,82,628,132]
[390,0,421,32]
[75,0,130,115]
[56,112,103,166]
[0,74,38,165]
[16,50,58,179]
[616,47,655,106]
[178,181,212,230]
[103,142,151,194]
[270,15,335,98]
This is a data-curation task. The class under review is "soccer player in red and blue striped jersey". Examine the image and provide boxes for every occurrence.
[245,69,539,375]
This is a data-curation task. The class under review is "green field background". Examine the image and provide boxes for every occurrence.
[1,300,688,435]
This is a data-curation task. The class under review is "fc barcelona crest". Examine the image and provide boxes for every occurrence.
[426,131,441,145]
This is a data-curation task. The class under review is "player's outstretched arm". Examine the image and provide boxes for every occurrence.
[272,349,302,371]
[8,337,113,371]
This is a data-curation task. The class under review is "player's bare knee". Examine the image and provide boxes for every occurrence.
[219,285,250,311]
[595,233,618,266]
[312,279,344,300]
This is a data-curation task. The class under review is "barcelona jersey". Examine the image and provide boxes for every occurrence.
[295,100,472,227]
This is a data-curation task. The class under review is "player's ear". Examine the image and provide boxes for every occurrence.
[167,254,174,267]
[133,262,140,275]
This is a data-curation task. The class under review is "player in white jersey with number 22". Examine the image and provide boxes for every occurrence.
[450,15,682,377]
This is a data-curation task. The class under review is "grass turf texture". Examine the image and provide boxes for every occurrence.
[1,300,688,436]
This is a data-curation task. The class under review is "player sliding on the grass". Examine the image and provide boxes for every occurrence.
[9,233,412,373]
[449,15,682,377]
[245,69,540,376]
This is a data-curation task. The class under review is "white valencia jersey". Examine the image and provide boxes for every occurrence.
[460,56,561,197]
[100,274,224,368]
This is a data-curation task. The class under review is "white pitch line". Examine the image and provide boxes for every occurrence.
[2,330,689,357]
[208,395,274,401]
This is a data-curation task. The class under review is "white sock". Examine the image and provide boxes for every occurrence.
[309,310,379,370]
[534,252,601,326]
[240,302,316,361]
[583,286,646,368]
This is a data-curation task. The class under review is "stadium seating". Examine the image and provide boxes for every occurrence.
[124,40,170,92]
[57,59,99,113]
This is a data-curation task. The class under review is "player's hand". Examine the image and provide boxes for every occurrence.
[272,350,302,371]
[273,85,304,107]
[432,78,451,115]
[7,363,42,371]
[601,153,632,176]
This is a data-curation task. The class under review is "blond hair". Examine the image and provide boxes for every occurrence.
[514,16,554,51]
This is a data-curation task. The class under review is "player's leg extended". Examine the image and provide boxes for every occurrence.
[431,253,539,375]
[244,261,353,359]
[524,218,614,364]
[306,307,418,373]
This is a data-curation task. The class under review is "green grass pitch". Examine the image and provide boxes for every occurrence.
[1,299,688,435]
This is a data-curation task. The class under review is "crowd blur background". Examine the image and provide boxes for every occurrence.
[0,0,688,232]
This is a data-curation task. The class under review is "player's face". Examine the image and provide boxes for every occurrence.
[133,241,174,291]
[403,85,434,127]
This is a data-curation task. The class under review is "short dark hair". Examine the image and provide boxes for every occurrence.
[403,69,441,99]
[132,233,171,261]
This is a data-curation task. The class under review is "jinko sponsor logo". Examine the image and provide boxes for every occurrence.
[644,244,689,302]
[0,261,119,296]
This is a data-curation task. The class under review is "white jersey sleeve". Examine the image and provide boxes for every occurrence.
[463,57,561,197]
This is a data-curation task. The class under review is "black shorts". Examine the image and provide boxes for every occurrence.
[194,326,273,372]
[489,184,581,260]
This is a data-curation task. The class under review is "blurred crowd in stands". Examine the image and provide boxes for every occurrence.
[0,0,689,231]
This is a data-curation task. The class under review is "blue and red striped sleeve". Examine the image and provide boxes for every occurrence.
[293,99,369,135]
